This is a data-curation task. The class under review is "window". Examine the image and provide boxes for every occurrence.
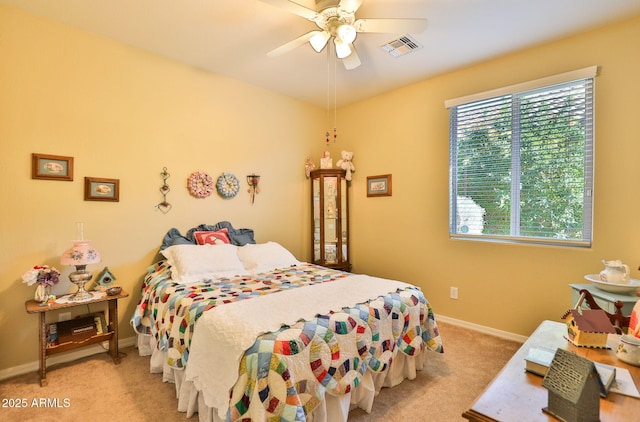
[446,67,596,247]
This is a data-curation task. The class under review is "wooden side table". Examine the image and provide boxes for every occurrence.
[25,290,128,386]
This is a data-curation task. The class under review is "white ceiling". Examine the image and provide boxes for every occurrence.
[3,0,640,107]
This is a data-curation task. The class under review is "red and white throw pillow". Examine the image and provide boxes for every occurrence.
[194,229,231,245]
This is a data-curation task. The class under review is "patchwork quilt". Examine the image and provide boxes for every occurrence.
[132,261,353,368]
[131,261,443,420]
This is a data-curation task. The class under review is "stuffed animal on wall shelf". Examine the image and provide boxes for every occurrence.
[336,150,355,181]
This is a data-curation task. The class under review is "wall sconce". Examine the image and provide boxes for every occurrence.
[246,174,260,204]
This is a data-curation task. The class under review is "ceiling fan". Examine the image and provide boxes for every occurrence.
[260,0,428,70]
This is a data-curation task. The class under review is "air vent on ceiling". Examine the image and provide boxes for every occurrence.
[381,35,422,57]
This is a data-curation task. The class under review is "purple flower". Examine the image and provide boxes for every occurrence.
[22,265,61,287]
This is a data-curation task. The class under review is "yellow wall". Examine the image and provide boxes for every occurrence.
[2,3,639,373]
[0,5,324,371]
[339,15,640,337]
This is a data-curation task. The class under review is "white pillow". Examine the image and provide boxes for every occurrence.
[160,244,246,283]
[236,242,300,273]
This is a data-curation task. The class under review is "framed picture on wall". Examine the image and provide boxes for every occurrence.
[84,177,119,202]
[366,174,392,197]
[31,153,74,181]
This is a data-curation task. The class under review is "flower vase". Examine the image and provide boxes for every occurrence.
[34,284,50,303]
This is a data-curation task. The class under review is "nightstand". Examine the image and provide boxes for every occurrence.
[25,290,128,386]
[569,283,638,315]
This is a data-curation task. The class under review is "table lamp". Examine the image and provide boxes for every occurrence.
[60,223,101,301]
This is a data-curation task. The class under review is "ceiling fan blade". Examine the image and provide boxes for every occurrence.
[267,31,320,57]
[338,0,364,14]
[259,0,320,21]
[342,45,361,70]
[354,18,428,34]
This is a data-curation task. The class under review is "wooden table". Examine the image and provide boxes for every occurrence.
[462,320,640,421]
[25,290,128,386]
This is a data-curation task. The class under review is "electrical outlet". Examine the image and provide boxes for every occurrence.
[450,286,459,300]
[59,312,71,322]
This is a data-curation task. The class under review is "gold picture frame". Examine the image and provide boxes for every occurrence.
[32,153,74,181]
[84,177,120,202]
[366,174,392,197]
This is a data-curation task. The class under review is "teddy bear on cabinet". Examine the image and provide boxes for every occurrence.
[336,150,355,181]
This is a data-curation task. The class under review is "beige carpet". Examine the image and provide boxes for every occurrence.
[0,322,521,422]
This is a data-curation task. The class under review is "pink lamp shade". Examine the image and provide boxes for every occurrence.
[60,240,101,301]
[60,241,101,267]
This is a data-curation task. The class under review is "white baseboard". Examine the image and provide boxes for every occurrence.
[2,318,526,382]
[435,314,528,344]
[0,336,137,382]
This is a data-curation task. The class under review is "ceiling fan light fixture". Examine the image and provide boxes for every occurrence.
[334,38,352,59]
[336,24,356,44]
[261,0,428,70]
[309,31,330,52]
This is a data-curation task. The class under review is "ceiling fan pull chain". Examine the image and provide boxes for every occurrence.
[322,41,340,147]
[334,51,338,143]
[325,44,330,146]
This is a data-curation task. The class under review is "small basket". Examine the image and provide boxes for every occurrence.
[106,286,122,296]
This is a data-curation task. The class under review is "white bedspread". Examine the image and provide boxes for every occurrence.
[184,273,412,419]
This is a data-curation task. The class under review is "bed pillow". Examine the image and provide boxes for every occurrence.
[160,244,246,283]
[187,222,256,246]
[193,229,231,245]
[237,242,300,273]
[160,227,194,250]
[159,221,256,251]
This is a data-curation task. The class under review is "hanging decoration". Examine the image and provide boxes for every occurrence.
[156,167,172,213]
[325,127,337,146]
[246,174,261,204]
[188,171,215,198]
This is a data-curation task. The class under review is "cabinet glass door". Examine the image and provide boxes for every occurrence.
[340,177,347,263]
[311,169,349,271]
[324,176,338,264]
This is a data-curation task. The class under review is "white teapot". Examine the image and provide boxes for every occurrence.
[599,259,630,284]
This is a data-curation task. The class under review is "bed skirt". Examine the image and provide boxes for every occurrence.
[137,333,428,421]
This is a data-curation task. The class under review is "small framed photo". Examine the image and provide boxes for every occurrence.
[84,177,119,202]
[32,153,74,181]
[367,174,392,197]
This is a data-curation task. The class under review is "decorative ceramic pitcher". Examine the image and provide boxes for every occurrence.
[599,259,630,284]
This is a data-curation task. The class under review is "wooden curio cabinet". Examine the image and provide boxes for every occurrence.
[311,168,350,271]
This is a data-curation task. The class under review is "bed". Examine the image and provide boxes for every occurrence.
[131,222,443,421]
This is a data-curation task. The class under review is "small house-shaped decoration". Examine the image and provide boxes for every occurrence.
[562,309,616,348]
[542,348,605,422]
[94,266,116,289]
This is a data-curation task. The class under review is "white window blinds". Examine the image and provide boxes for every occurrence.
[447,67,596,247]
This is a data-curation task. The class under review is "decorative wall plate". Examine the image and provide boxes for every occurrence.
[217,173,240,198]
